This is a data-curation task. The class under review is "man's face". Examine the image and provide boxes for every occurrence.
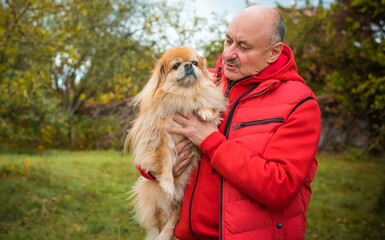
[222,16,272,81]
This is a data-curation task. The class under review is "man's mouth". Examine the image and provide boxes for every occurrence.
[224,60,240,68]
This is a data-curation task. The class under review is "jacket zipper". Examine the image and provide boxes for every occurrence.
[220,81,275,240]
[224,79,236,97]
[189,161,201,240]
[233,118,284,129]
[214,66,222,85]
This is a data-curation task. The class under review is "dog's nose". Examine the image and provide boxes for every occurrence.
[184,63,194,76]
[184,63,193,69]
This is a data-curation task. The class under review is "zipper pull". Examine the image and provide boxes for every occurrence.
[225,80,235,97]
[214,66,222,85]
[234,123,244,129]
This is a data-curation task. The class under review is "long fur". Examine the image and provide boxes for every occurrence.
[126,46,226,240]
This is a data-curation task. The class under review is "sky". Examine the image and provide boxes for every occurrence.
[147,0,333,51]
[172,0,333,21]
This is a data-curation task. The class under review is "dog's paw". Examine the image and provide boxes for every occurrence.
[197,109,214,122]
[156,232,173,240]
[159,181,175,200]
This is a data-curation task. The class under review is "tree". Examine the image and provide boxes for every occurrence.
[0,0,227,149]
[0,0,67,149]
[49,0,156,114]
[279,5,328,94]
[0,0,163,149]
[322,0,385,153]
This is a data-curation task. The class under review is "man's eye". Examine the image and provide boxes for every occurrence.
[172,62,181,70]
[239,44,249,50]
[191,61,198,66]
[225,39,233,44]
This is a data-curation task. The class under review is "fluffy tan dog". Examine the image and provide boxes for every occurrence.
[126,46,226,240]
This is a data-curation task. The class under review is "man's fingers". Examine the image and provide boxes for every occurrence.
[173,114,187,123]
[174,156,192,177]
[168,126,183,135]
[175,139,190,153]
[173,140,193,177]
[173,152,190,176]
[173,113,195,124]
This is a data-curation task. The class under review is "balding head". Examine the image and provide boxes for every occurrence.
[222,5,285,80]
[231,5,285,47]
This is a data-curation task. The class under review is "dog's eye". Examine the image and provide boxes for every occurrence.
[191,61,198,66]
[172,62,181,70]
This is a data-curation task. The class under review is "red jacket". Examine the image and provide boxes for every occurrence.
[174,45,321,240]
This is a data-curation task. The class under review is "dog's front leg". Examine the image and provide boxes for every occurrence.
[157,138,176,200]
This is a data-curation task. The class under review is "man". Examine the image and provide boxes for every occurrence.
[145,4,321,239]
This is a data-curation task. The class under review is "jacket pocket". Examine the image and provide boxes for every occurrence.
[233,118,284,130]
[224,198,272,234]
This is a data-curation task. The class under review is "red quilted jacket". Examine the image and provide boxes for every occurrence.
[174,45,321,240]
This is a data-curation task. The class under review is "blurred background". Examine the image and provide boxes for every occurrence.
[1,0,385,239]
[1,0,384,154]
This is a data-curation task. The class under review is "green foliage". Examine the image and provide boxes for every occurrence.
[0,0,228,150]
[0,1,67,150]
[48,0,155,113]
[281,6,329,95]
[281,0,385,153]
[1,0,384,153]
[67,115,122,150]
[200,13,229,67]
[322,0,385,153]
[0,88,69,150]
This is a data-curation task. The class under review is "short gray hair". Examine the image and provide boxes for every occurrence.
[245,4,286,45]
[273,16,286,44]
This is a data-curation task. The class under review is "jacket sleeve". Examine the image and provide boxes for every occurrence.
[201,98,321,210]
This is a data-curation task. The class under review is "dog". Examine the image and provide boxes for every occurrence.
[126,46,226,240]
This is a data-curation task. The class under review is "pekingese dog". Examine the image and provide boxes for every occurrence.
[126,46,226,240]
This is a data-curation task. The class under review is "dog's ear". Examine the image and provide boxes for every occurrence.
[158,61,166,81]
[131,58,166,111]
[199,56,207,68]
[199,56,209,78]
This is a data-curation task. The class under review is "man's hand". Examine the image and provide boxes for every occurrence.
[173,139,193,177]
[168,113,218,147]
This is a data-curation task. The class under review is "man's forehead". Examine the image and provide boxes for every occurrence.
[226,24,256,44]
[226,13,271,45]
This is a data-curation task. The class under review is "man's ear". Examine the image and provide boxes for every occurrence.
[267,42,284,64]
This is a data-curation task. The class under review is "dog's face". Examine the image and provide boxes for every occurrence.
[156,46,208,88]
[131,46,211,110]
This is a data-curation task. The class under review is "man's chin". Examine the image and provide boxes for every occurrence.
[224,69,242,81]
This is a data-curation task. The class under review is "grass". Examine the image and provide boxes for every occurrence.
[0,150,384,239]
[0,150,144,240]
[307,152,385,239]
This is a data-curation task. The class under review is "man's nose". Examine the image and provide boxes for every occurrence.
[223,43,237,60]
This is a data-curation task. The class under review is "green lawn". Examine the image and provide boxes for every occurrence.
[0,150,144,240]
[0,150,384,239]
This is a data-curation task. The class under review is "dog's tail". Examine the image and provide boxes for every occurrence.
[128,177,170,229]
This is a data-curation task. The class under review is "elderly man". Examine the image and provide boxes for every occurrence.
[158,4,320,239]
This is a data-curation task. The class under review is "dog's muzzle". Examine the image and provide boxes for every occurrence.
[184,63,195,77]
